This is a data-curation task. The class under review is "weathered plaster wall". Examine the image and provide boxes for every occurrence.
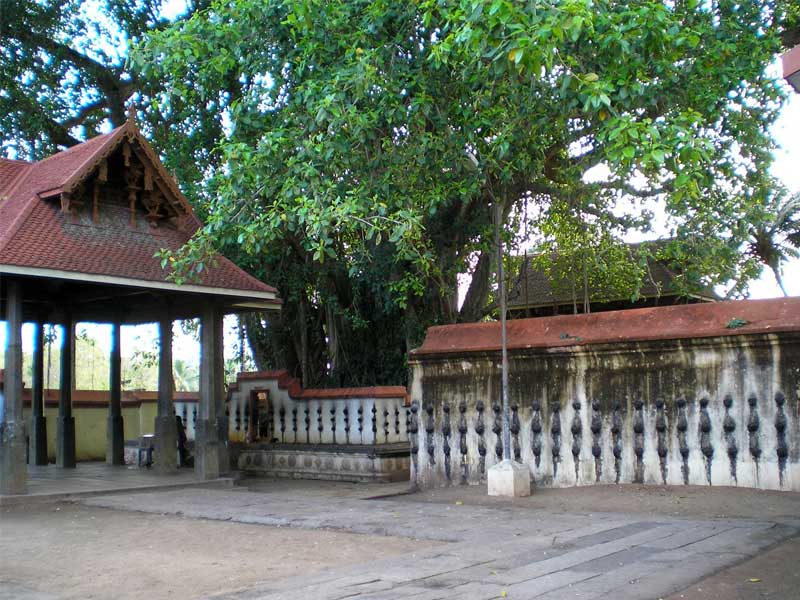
[409,299,800,492]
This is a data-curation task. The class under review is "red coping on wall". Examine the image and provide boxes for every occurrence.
[412,297,800,356]
[229,369,409,403]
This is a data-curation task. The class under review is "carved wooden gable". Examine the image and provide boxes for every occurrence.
[57,127,191,231]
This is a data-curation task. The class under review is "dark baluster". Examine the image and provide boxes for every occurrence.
[395,406,401,435]
[358,406,364,443]
[611,401,623,484]
[330,405,337,444]
[775,392,789,487]
[531,401,542,468]
[676,398,690,484]
[371,404,378,440]
[193,406,197,429]
[235,404,241,432]
[343,406,350,444]
[279,406,286,443]
[551,402,562,480]
[317,405,323,442]
[655,399,668,484]
[409,402,420,482]
[182,404,188,424]
[475,400,486,476]
[304,406,310,443]
[425,404,436,465]
[442,403,452,481]
[511,404,521,461]
[571,401,582,481]
[492,403,503,459]
[458,401,469,484]
[722,395,737,482]
[633,399,645,484]
[699,397,713,485]
[244,403,250,433]
[747,394,761,463]
[383,408,390,443]
[591,400,602,482]
[292,407,298,442]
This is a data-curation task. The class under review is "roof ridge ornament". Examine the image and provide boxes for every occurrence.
[126,103,136,125]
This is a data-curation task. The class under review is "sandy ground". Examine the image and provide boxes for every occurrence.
[0,502,434,600]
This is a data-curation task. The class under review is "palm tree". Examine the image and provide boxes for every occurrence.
[173,358,199,392]
[748,192,800,297]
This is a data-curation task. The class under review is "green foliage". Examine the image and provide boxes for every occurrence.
[1,0,794,386]
[745,189,800,296]
[726,317,749,329]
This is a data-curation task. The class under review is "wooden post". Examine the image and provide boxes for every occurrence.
[29,321,48,466]
[1,279,27,494]
[56,316,76,468]
[153,312,177,474]
[106,321,124,465]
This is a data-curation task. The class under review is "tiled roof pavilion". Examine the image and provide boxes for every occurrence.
[0,118,280,322]
[0,117,279,494]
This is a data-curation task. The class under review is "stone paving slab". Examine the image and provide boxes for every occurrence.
[75,486,800,600]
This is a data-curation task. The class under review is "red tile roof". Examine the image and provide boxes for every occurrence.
[0,158,30,197]
[412,296,800,356]
[0,123,277,297]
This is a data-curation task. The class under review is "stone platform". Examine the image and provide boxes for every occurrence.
[0,461,234,507]
[233,442,410,483]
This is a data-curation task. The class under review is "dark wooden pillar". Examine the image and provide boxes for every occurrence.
[153,312,177,474]
[195,305,229,480]
[1,280,27,494]
[56,317,76,468]
[106,321,124,465]
[29,321,48,466]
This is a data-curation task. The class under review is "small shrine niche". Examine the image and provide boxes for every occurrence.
[58,135,186,229]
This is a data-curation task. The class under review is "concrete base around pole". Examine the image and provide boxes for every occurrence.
[487,459,532,497]
[55,416,76,469]
[106,415,125,466]
[29,415,48,466]
[153,416,178,474]
[194,418,229,480]
[0,420,27,494]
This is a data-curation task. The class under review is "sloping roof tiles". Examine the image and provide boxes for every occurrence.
[507,248,717,310]
[0,122,276,297]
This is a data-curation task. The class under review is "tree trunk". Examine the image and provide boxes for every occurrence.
[460,250,493,322]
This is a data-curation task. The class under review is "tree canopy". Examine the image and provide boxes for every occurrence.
[1,0,797,386]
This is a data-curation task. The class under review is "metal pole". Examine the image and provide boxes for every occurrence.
[495,200,511,461]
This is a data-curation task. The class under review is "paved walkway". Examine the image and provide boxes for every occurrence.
[77,482,800,600]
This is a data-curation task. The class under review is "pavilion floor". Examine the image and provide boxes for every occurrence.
[0,462,234,506]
